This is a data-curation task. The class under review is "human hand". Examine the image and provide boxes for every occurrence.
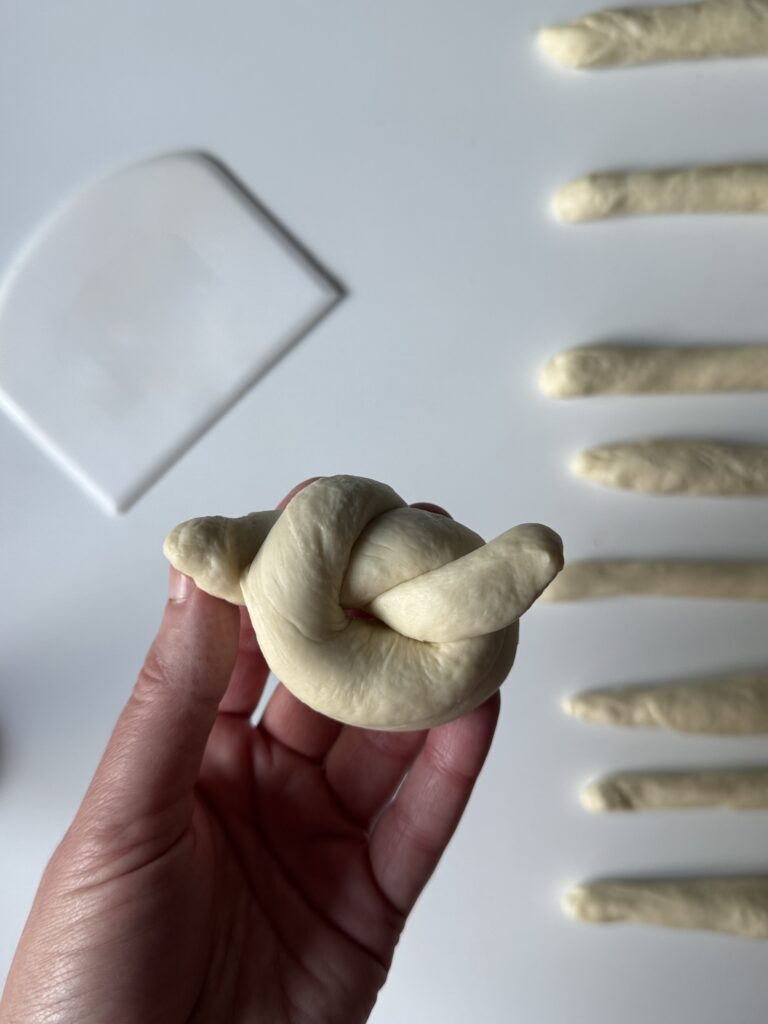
[0,483,500,1024]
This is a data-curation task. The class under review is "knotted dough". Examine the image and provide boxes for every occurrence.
[163,475,563,730]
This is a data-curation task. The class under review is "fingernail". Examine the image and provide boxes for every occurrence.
[277,476,323,510]
[169,568,194,602]
[411,502,452,519]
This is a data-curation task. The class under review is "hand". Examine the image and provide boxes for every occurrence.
[0,484,500,1024]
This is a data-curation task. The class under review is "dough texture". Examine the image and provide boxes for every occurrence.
[582,767,768,811]
[164,475,563,730]
[552,165,768,223]
[572,439,768,496]
[539,344,768,397]
[538,0,768,69]
[540,559,768,602]
[563,878,768,938]
[564,671,768,734]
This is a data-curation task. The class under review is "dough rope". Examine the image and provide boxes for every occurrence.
[552,165,768,223]
[539,344,768,397]
[538,0,768,70]
[540,559,768,602]
[572,439,768,496]
[581,767,768,811]
[563,878,768,939]
[164,475,563,730]
[564,671,768,734]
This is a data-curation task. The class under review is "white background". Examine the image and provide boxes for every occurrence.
[2,1,768,1020]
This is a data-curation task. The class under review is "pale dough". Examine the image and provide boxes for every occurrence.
[164,475,563,730]
[539,344,768,397]
[582,767,768,811]
[540,559,768,602]
[572,439,768,496]
[563,878,768,938]
[552,165,768,223]
[539,0,768,69]
[564,671,768,734]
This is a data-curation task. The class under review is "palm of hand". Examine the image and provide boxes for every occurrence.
[56,694,411,1024]
[176,711,406,1024]
[3,590,498,1024]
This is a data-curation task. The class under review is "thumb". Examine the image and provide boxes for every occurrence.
[75,569,239,847]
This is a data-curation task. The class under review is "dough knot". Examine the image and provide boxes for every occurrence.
[164,475,563,729]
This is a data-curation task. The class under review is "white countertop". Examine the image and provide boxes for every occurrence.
[3,1,768,1020]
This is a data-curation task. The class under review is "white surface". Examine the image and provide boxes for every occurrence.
[2,1,768,1021]
[0,152,339,513]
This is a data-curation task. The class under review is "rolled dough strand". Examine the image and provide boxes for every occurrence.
[540,559,768,601]
[552,165,768,223]
[539,0,768,70]
[564,671,768,734]
[563,878,768,939]
[539,344,768,397]
[572,439,768,496]
[581,767,768,811]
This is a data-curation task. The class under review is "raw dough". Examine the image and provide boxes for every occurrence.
[564,671,768,734]
[164,475,563,730]
[539,344,768,397]
[538,0,768,69]
[572,439,768,496]
[552,165,768,223]
[582,767,768,810]
[540,559,768,602]
[563,878,768,938]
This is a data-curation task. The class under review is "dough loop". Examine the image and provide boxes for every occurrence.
[164,475,563,730]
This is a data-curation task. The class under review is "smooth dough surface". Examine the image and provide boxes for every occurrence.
[573,439,768,496]
[564,878,768,938]
[539,344,768,397]
[540,559,768,602]
[552,165,768,223]
[582,767,768,811]
[564,671,768,734]
[164,475,563,730]
[539,0,768,69]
